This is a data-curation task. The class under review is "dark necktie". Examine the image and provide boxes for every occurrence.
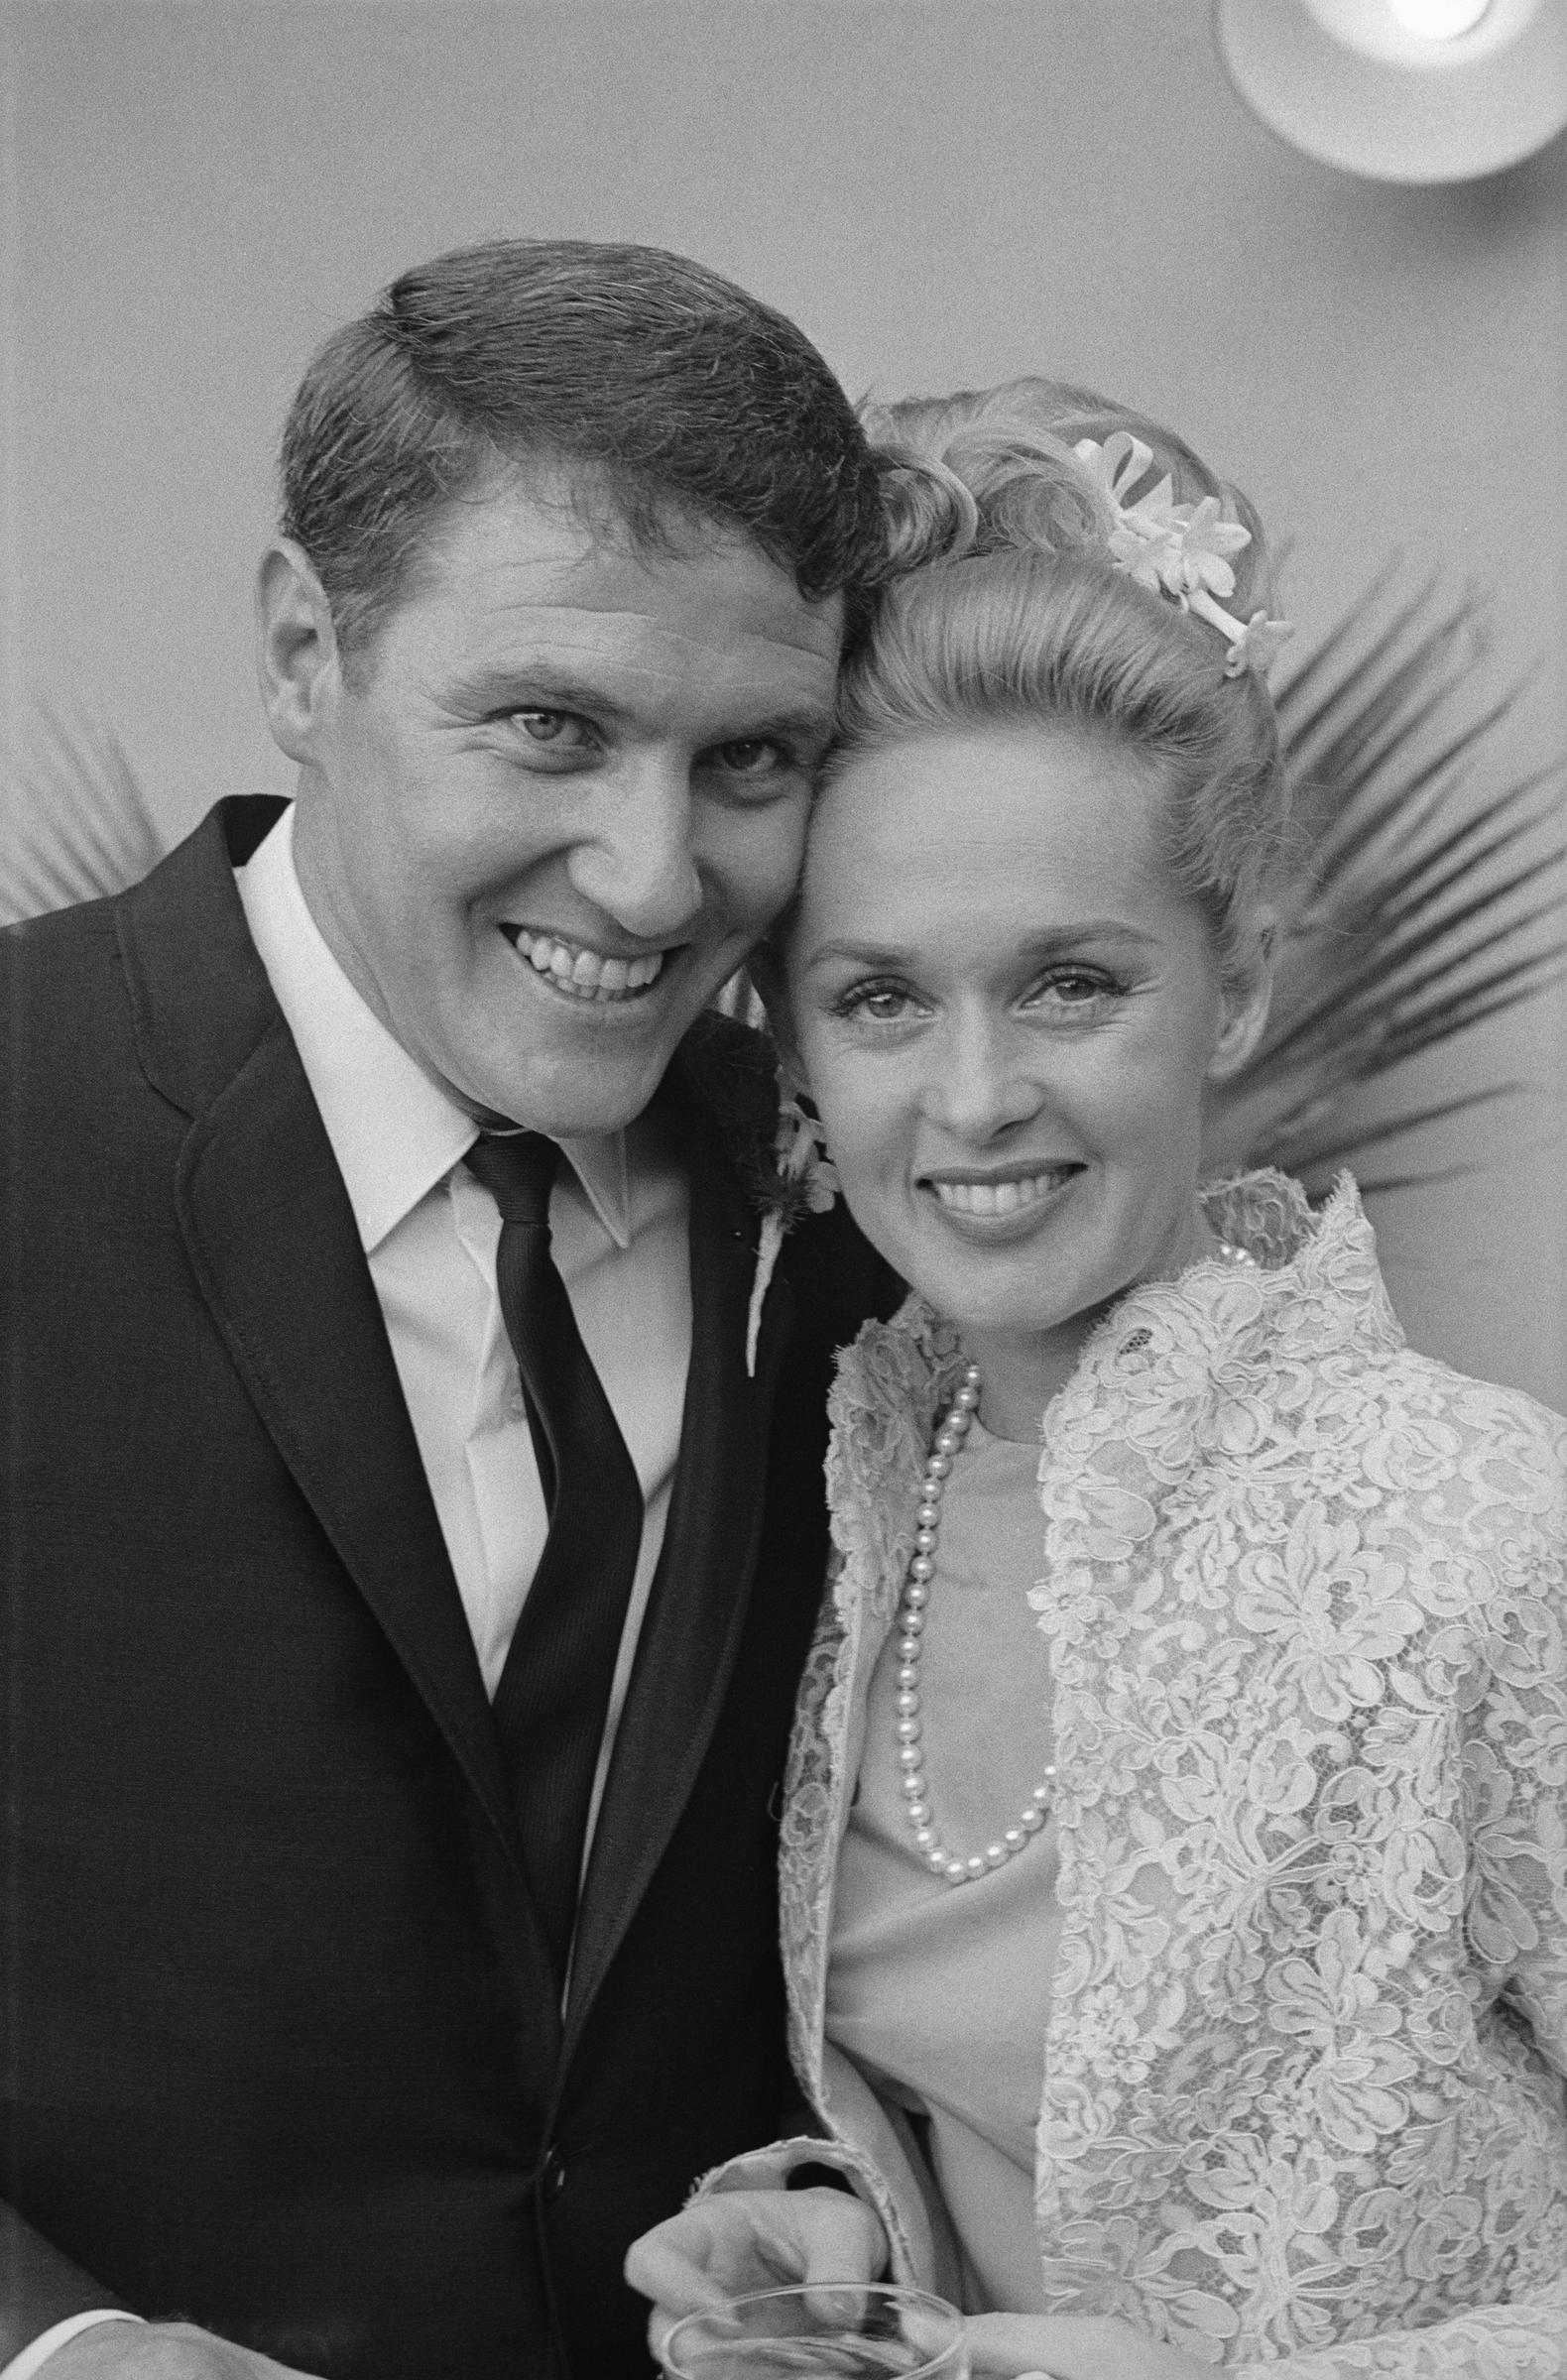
[464,1131,645,1987]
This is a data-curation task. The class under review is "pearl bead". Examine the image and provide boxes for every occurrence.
[893,1359,1054,1889]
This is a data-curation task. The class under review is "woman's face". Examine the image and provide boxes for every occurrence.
[787,721,1268,1363]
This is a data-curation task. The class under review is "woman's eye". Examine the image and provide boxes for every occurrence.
[837,981,922,1024]
[511,709,595,751]
[1029,968,1119,1012]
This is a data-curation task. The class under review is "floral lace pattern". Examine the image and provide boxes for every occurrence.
[774,1174,1567,2375]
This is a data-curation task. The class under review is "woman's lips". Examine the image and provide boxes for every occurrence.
[922,1163,1082,1219]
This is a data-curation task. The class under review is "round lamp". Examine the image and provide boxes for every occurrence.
[1214,0,1567,180]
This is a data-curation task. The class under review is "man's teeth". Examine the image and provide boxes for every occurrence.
[509,929,664,1002]
[931,1170,1070,1217]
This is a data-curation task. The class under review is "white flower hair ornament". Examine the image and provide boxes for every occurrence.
[1073,432,1292,679]
[744,1082,839,1376]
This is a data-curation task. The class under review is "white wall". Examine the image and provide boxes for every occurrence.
[4,0,1564,1401]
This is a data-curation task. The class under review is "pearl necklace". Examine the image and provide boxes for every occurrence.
[894,1361,1057,1887]
[895,1238,1259,1889]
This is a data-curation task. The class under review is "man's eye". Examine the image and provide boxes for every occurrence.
[512,709,595,751]
[712,738,787,777]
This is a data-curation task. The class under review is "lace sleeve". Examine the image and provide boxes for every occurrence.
[1230,2271,1567,2380]
[1234,1385,1567,2380]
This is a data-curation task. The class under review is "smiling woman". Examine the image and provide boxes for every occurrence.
[628,378,1567,2380]
[788,722,1271,1435]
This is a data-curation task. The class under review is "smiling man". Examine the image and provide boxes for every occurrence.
[0,241,899,2380]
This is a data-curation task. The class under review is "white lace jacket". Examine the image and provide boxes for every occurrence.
[707,1174,1567,2377]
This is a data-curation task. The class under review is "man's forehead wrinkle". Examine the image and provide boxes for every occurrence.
[470,592,840,664]
[450,616,841,701]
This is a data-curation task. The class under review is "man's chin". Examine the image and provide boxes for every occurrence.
[468,1045,684,1141]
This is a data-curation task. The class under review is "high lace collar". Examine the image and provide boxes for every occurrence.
[826,1171,1404,1623]
[1049,1165,1404,1441]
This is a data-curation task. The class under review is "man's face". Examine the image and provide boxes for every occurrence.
[272,479,843,1135]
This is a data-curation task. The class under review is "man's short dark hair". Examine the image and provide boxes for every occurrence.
[280,238,892,668]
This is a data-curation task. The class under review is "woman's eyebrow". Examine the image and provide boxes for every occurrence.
[802,920,1161,970]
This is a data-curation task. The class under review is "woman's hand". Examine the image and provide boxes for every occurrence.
[965,2313,1214,2380]
[624,2186,889,2365]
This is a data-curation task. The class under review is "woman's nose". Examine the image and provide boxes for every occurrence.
[567,764,704,941]
[924,1012,1045,1143]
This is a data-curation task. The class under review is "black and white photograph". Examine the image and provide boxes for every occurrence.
[3,5,1566,2377]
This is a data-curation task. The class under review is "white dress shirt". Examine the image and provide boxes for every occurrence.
[3,806,695,2380]
[235,801,691,1754]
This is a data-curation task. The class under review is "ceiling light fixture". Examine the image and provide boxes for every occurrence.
[1386,0,1492,35]
[1214,0,1567,179]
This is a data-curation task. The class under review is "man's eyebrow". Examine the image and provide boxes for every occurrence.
[447,665,636,720]
[448,668,835,749]
[733,702,837,750]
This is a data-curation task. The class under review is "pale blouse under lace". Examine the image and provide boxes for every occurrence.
[705,1172,1567,2379]
[826,1419,1060,2314]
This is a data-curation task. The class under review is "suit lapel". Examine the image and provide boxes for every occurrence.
[564,1062,793,2041]
[118,801,533,1905]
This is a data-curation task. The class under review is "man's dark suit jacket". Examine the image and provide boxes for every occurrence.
[0,798,895,2380]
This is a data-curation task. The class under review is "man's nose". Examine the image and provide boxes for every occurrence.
[568,762,705,941]
[925,1011,1044,1143]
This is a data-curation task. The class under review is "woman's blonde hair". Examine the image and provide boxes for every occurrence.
[831,377,1290,985]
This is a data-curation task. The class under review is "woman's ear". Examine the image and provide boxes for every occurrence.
[1206,911,1275,1085]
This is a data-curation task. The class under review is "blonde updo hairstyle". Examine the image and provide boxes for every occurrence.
[824,377,1289,991]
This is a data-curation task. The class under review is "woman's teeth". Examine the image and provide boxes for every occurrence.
[930,1169,1070,1217]
[509,929,664,1003]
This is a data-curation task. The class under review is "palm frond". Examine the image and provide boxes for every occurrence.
[1206,574,1567,1190]
[1,704,169,927]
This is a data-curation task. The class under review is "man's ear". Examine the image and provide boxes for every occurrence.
[1206,913,1275,1086]
[256,538,342,766]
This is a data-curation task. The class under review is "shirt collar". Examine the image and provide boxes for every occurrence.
[233,802,633,1253]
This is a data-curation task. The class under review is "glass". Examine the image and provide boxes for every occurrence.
[661,2282,969,2379]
